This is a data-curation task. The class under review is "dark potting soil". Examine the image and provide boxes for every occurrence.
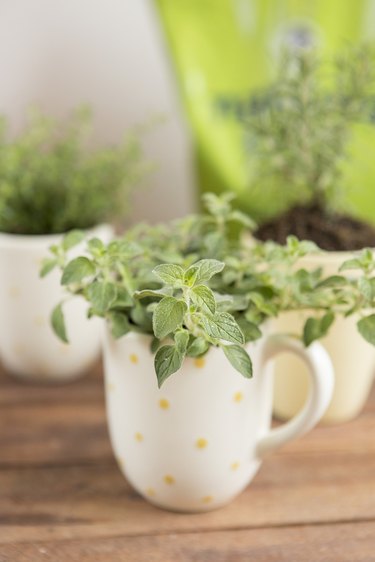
[254,204,375,251]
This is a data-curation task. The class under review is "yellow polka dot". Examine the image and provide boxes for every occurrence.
[8,286,21,298]
[129,354,139,364]
[159,398,170,410]
[135,432,143,442]
[146,488,156,497]
[163,474,175,485]
[196,438,208,449]
[201,496,213,504]
[194,357,205,369]
[231,462,240,471]
[34,315,46,327]
[233,392,243,403]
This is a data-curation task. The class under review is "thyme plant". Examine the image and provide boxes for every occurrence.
[247,44,375,213]
[44,193,375,387]
[0,107,148,235]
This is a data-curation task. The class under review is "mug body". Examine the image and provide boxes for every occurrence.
[0,224,113,382]
[103,330,273,512]
[272,251,375,423]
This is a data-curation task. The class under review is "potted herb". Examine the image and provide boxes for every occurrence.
[246,45,375,422]
[46,193,375,511]
[0,107,146,382]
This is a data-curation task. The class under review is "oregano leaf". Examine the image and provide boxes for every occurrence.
[152,296,187,339]
[200,312,244,344]
[303,312,335,347]
[108,311,131,339]
[154,345,183,387]
[51,303,68,343]
[223,345,253,378]
[152,264,185,285]
[87,281,117,315]
[185,259,225,285]
[191,285,216,315]
[62,230,85,251]
[61,257,95,285]
[357,314,375,345]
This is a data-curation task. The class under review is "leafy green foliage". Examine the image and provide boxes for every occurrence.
[0,107,149,234]
[246,44,375,215]
[45,192,375,385]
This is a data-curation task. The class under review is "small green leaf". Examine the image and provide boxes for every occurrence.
[185,259,225,285]
[87,237,105,254]
[62,230,85,251]
[150,337,161,354]
[223,345,253,378]
[152,264,185,285]
[40,258,57,278]
[200,312,244,344]
[236,317,262,342]
[152,296,187,339]
[154,345,183,387]
[175,329,189,354]
[303,312,335,347]
[108,311,131,339]
[186,337,209,357]
[61,257,95,285]
[134,288,171,300]
[112,286,133,308]
[316,275,347,288]
[357,314,375,345]
[51,303,68,343]
[87,281,117,315]
[358,277,374,301]
[339,258,362,272]
[228,210,256,230]
[191,285,216,315]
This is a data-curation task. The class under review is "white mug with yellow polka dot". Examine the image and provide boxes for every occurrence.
[0,224,113,382]
[103,329,334,512]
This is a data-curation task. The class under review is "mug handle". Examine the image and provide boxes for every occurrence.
[255,334,334,458]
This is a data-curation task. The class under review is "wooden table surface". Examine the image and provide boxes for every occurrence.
[0,362,374,562]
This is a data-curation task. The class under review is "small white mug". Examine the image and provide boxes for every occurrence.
[103,329,334,512]
[0,224,113,382]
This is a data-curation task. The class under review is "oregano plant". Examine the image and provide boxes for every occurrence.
[43,193,375,386]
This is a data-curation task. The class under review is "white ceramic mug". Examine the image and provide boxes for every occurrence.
[0,224,113,382]
[103,329,334,512]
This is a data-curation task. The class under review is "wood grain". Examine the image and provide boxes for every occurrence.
[0,361,374,561]
[1,521,374,562]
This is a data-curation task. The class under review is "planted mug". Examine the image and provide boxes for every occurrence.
[0,224,113,382]
[103,330,334,512]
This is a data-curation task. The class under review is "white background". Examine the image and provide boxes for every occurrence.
[0,0,195,224]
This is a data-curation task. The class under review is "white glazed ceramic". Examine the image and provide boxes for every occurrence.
[103,329,334,512]
[273,252,375,423]
[0,224,113,382]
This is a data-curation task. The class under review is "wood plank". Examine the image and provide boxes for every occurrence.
[1,385,373,468]
[0,450,374,544]
[0,521,374,562]
[0,362,103,407]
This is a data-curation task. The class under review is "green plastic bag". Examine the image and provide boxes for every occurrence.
[156,0,375,223]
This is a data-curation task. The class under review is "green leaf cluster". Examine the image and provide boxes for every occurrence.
[0,106,149,234]
[45,192,375,386]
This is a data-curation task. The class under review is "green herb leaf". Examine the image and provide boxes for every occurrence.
[87,237,105,255]
[303,312,335,346]
[154,344,183,387]
[51,303,68,343]
[357,314,375,345]
[87,281,117,315]
[186,337,209,357]
[61,257,95,285]
[152,264,185,285]
[223,345,253,378]
[185,259,225,285]
[200,312,244,344]
[175,329,189,354]
[191,285,216,315]
[40,258,58,278]
[339,258,362,272]
[153,296,187,339]
[236,317,262,342]
[358,277,374,301]
[62,230,85,251]
[134,288,171,300]
[108,311,131,339]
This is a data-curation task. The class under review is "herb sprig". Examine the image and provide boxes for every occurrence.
[43,193,375,386]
